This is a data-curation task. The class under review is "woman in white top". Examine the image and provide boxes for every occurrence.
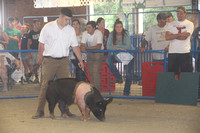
[69,19,86,81]
[80,21,103,91]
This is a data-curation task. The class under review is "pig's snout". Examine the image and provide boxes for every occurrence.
[98,116,105,121]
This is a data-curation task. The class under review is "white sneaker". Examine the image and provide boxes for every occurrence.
[1,88,8,92]
[30,75,35,82]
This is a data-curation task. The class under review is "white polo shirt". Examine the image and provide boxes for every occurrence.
[81,30,104,50]
[39,19,78,58]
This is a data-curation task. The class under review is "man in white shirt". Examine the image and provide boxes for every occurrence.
[32,8,84,119]
[166,6,194,78]
[140,12,169,61]
[80,21,103,91]
[166,12,173,23]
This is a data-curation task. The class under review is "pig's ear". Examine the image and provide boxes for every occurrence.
[104,97,113,105]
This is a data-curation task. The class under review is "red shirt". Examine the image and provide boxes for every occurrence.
[16,26,22,48]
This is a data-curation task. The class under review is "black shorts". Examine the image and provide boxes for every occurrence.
[168,53,193,74]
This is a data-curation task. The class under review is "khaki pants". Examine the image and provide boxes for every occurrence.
[87,53,103,91]
[36,57,70,113]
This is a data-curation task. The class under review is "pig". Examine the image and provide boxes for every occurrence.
[46,78,113,121]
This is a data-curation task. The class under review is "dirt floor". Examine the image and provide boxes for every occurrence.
[0,97,200,133]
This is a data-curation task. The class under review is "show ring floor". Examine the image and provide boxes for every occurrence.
[0,83,200,133]
[0,98,200,133]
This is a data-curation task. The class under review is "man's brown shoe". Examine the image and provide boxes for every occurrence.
[32,111,44,119]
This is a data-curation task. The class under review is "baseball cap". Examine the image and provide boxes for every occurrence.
[7,17,15,22]
[177,6,186,13]
[157,13,167,20]
[166,12,173,18]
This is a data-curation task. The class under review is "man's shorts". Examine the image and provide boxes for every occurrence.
[168,53,193,74]
[21,52,28,60]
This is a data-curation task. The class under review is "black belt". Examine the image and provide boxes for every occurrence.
[44,56,67,60]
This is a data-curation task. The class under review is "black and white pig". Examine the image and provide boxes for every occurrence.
[46,78,113,121]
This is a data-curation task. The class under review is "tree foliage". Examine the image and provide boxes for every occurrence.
[94,0,131,32]
[143,7,177,32]
[93,1,192,34]
[143,6,191,32]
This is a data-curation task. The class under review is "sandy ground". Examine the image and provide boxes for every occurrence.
[0,98,200,133]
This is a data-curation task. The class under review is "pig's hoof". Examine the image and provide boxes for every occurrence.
[62,113,68,119]
[82,118,88,122]
[83,119,87,122]
[50,114,55,119]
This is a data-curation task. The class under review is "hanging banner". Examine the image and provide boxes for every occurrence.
[92,0,119,4]
[121,0,146,8]
[33,0,81,8]
[33,0,119,8]
[122,0,191,8]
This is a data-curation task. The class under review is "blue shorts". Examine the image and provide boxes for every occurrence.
[21,52,28,59]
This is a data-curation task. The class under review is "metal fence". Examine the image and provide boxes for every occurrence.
[0,34,199,100]
[1,9,199,99]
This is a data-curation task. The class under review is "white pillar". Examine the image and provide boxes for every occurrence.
[138,8,143,34]
[89,1,94,21]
